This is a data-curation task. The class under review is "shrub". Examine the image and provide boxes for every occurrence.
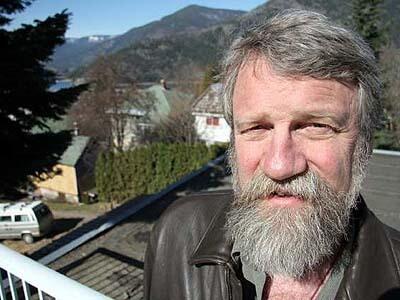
[95,142,221,203]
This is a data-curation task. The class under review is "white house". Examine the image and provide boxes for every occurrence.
[192,83,231,145]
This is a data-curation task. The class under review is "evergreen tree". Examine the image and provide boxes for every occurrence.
[197,63,219,95]
[352,0,388,58]
[0,0,87,196]
[351,0,400,150]
[377,47,400,150]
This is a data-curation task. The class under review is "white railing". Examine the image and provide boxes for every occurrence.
[0,244,112,300]
[373,148,400,156]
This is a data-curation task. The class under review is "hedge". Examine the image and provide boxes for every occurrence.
[95,142,225,203]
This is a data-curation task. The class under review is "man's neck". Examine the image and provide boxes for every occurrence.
[265,261,334,300]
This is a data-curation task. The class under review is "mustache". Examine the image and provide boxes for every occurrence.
[237,170,336,205]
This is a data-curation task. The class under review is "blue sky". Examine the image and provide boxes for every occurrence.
[7,0,266,38]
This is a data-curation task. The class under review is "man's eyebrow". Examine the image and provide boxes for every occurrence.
[233,111,350,130]
[295,111,350,127]
[234,113,271,130]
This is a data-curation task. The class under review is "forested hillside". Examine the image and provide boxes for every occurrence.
[79,0,399,83]
[50,5,244,73]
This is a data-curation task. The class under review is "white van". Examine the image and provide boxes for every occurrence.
[0,201,53,243]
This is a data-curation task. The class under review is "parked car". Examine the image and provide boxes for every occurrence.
[0,201,53,243]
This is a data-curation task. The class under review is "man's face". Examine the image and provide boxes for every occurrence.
[232,58,359,203]
[226,58,364,278]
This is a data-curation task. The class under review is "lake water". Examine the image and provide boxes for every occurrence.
[49,80,74,92]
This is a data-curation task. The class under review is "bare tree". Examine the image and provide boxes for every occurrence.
[172,62,203,96]
[143,96,198,145]
[69,56,139,151]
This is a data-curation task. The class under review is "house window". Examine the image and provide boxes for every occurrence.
[206,117,219,126]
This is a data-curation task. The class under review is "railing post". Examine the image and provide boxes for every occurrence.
[0,244,112,300]
[21,280,31,300]
[0,274,6,300]
[7,272,18,300]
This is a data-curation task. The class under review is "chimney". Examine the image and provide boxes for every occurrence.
[160,79,169,90]
[73,121,79,136]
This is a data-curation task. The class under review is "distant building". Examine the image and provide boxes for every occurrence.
[34,135,96,203]
[29,110,98,203]
[109,80,189,150]
[192,83,230,145]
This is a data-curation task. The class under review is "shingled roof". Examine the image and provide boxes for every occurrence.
[192,83,224,114]
[58,135,90,166]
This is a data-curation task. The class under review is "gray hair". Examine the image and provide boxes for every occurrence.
[221,9,382,152]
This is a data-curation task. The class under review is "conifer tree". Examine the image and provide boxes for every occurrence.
[352,0,387,58]
[0,0,87,196]
[197,64,219,95]
[351,0,400,150]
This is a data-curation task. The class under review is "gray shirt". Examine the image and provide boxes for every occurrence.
[232,245,350,300]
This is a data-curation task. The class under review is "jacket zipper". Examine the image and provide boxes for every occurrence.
[226,266,233,300]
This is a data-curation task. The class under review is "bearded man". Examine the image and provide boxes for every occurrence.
[144,10,400,300]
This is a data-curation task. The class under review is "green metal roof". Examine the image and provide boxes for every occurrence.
[59,135,90,166]
[146,84,189,122]
[31,115,71,134]
[30,115,88,166]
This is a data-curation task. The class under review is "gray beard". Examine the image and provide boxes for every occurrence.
[225,142,368,279]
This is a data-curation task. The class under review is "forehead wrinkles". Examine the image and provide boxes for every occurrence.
[240,55,357,94]
[233,57,359,125]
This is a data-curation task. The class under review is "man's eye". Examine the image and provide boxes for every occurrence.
[310,123,330,128]
[241,125,269,134]
[250,125,266,131]
[299,123,336,135]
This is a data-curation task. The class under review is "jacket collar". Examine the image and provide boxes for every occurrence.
[189,191,239,272]
[336,197,400,299]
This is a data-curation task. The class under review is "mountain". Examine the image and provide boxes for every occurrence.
[49,5,245,74]
[98,0,399,83]
[110,26,231,82]
[107,5,245,53]
[48,35,114,73]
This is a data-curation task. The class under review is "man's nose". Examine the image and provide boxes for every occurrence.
[261,129,307,181]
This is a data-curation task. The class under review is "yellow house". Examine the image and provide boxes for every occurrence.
[35,136,91,203]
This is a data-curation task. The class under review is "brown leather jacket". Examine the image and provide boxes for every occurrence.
[144,190,400,300]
